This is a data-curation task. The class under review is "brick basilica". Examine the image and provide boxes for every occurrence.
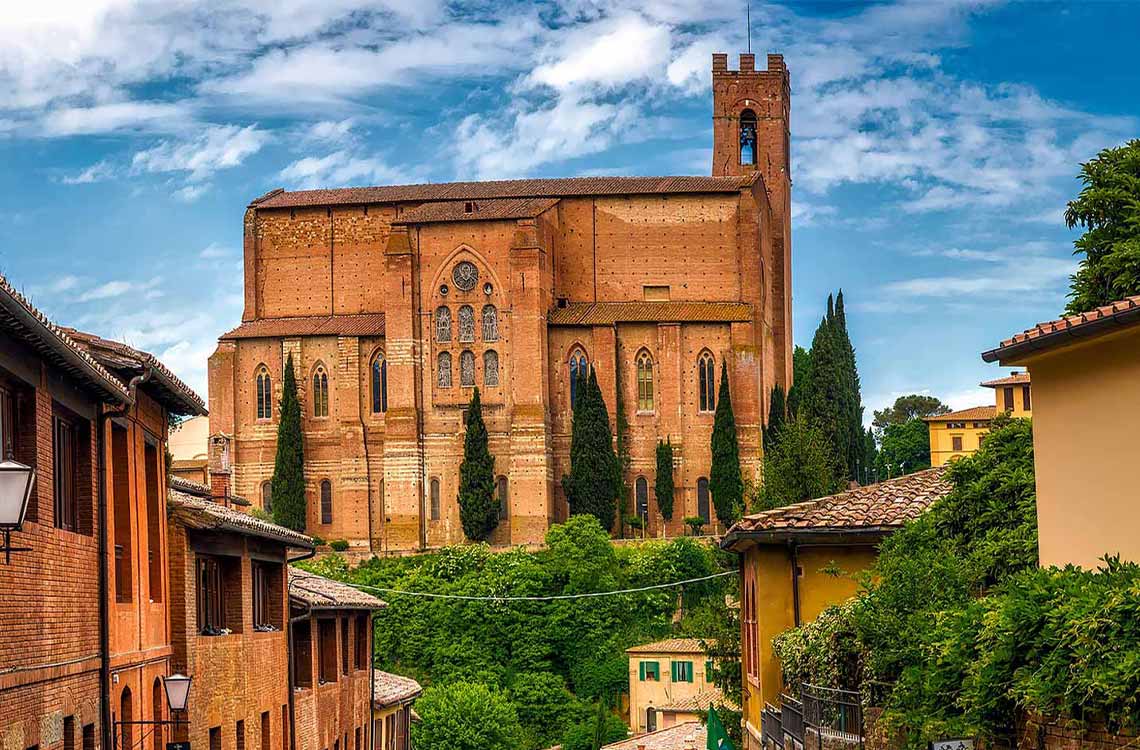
[207,52,793,552]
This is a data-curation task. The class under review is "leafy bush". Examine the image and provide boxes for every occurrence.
[328,539,349,552]
[559,707,629,750]
[412,682,523,750]
[683,516,706,536]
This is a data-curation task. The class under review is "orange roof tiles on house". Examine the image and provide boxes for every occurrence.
[168,480,314,549]
[549,302,753,326]
[289,567,385,611]
[601,722,706,750]
[250,175,761,210]
[982,295,1140,363]
[625,638,710,656]
[372,671,422,708]
[220,313,385,340]
[722,467,952,550]
[394,197,561,225]
[658,688,739,714]
[980,371,1030,387]
[923,405,997,422]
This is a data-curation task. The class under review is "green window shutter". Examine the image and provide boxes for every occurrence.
[639,662,646,681]
[705,660,713,680]
[684,661,694,682]
[670,662,678,682]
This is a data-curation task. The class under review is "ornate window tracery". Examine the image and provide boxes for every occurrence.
[460,350,476,387]
[458,305,475,343]
[483,350,499,387]
[255,366,272,420]
[636,350,654,412]
[569,350,588,408]
[371,352,387,414]
[698,352,716,412]
[436,306,452,342]
[312,364,329,418]
[452,261,479,291]
[481,305,498,342]
[437,352,452,388]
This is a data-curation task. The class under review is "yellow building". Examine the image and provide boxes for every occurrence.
[626,639,732,735]
[925,371,1033,466]
[720,469,952,750]
[982,296,1140,569]
[372,671,421,750]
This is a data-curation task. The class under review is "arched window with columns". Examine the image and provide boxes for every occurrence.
[256,365,272,420]
[698,351,716,412]
[481,305,498,342]
[636,350,654,413]
[436,306,451,342]
[371,352,387,413]
[569,349,588,408]
[312,364,329,418]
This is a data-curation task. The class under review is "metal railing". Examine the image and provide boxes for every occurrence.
[761,703,784,748]
[802,684,864,750]
[781,692,805,750]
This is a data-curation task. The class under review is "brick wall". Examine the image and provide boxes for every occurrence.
[291,612,372,750]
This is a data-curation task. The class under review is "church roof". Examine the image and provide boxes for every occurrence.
[220,313,386,340]
[394,197,560,225]
[250,175,760,210]
[549,301,753,326]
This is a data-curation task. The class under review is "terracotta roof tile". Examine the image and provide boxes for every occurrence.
[601,722,706,750]
[394,197,560,225]
[626,638,709,655]
[980,371,1030,387]
[220,313,385,340]
[289,567,385,610]
[0,274,131,404]
[723,467,951,547]
[168,483,314,549]
[983,295,1140,363]
[372,671,423,708]
[550,302,752,326]
[252,175,760,210]
[923,405,996,422]
[658,688,739,714]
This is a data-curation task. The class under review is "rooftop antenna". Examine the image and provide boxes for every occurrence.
[747,0,752,53]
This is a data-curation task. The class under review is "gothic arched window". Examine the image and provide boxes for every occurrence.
[458,305,475,343]
[312,364,329,418]
[437,352,452,388]
[482,305,498,342]
[460,350,476,387]
[636,476,649,519]
[636,350,654,412]
[569,350,588,409]
[436,306,452,342]
[697,477,710,523]
[483,350,499,387]
[256,366,272,420]
[261,481,272,514]
[371,352,387,414]
[740,109,757,166]
[497,476,508,520]
[698,351,716,412]
[430,478,441,521]
[320,479,332,524]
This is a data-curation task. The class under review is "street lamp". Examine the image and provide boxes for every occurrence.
[114,673,193,750]
[0,459,35,564]
[163,674,192,712]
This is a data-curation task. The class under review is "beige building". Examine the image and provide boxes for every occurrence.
[925,371,1032,466]
[983,295,1140,569]
[372,671,421,750]
[169,414,210,484]
[626,638,730,735]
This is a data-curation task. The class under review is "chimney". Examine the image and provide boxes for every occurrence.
[739,53,755,72]
[712,53,728,72]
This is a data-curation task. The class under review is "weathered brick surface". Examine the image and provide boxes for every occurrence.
[208,51,792,552]
[291,612,372,750]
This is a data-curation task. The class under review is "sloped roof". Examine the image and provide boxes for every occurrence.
[168,482,314,549]
[394,197,560,225]
[602,722,705,750]
[0,274,131,404]
[60,327,206,416]
[980,371,1030,387]
[658,688,739,714]
[983,295,1140,363]
[923,405,996,422]
[220,313,385,340]
[550,302,753,326]
[251,175,760,210]
[373,671,423,708]
[722,467,951,550]
[289,567,385,610]
[626,638,709,656]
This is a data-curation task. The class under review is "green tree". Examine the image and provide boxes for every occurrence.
[756,415,839,511]
[271,354,306,532]
[763,384,787,451]
[862,427,879,485]
[562,367,619,532]
[560,705,628,750]
[834,291,866,481]
[872,394,951,436]
[412,682,524,750]
[1064,139,1140,314]
[458,388,498,541]
[509,672,585,749]
[875,418,932,478]
[614,356,632,537]
[655,440,675,521]
[786,345,812,419]
[709,361,744,526]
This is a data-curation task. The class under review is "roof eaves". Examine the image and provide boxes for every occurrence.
[982,302,1140,363]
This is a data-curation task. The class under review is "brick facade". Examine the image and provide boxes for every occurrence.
[208,52,793,552]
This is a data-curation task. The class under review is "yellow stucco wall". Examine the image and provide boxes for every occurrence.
[929,421,990,466]
[628,649,716,733]
[1013,327,1140,568]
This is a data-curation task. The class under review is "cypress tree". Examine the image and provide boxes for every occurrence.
[834,291,866,481]
[786,345,812,419]
[709,361,744,526]
[654,440,674,521]
[458,387,498,541]
[561,366,618,532]
[804,298,846,478]
[763,384,787,451]
[271,354,306,532]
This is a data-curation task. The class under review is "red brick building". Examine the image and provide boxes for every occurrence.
[208,51,793,552]
[288,568,384,750]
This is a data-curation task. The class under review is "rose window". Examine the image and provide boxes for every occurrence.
[452,261,479,291]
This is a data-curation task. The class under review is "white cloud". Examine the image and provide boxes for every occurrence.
[278,150,412,189]
[199,243,231,259]
[77,276,162,302]
[132,124,268,182]
[41,101,192,137]
[883,256,1076,298]
[527,14,671,92]
[61,160,116,185]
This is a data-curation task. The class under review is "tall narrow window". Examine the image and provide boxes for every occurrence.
[120,689,133,750]
[569,350,588,408]
[320,480,333,524]
[371,353,387,414]
[635,477,649,519]
[481,305,498,342]
[1022,385,1031,411]
[1003,386,1014,412]
[437,352,452,388]
[435,306,451,342]
[457,305,475,343]
[483,350,499,387]
[739,109,757,166]
[698,352,716,412]
[293,620,313,688]
[429,478,440,521]
[144,440,163,602]
[697,477,710,523]
[256,366,272,420]
[261,713,270,750]
[636,351,654,412]
[0,383,16,460]
[197,556,225,633]
[261,481,272,514]
[460,350,475,387]
[497,476,508,520]
[111,422,131,598]
[312,365,329,418]
[54,412,81,533]
[151,681,164,750]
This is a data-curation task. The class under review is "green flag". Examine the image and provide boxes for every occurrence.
[707,705,735,750]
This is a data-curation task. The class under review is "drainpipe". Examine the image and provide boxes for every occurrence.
[789,541,801,627]
[98,369,149,750]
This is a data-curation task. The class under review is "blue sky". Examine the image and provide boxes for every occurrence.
[0,0,1136,421]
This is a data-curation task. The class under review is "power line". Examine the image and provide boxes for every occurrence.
[341,570,737,602]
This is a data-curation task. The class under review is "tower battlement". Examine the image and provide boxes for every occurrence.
[712,52,786,75]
